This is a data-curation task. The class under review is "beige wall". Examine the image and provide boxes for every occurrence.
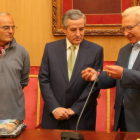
[0,0,129,66]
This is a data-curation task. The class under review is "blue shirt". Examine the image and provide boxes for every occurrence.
[128,41,140,69]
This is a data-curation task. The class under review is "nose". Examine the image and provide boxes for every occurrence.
[8,27,14,33]
[124,30,130,37]
[75,30,80,36]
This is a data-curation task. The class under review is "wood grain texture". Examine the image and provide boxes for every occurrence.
[0,129,123,140]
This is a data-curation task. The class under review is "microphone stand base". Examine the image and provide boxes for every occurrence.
[61,132,84,140]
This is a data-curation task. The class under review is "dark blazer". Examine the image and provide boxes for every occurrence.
[39,39,103,130]
[98,43,140,132]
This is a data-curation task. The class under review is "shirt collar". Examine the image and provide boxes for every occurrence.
[137,41,140,46]
[5,43,10,50]
[0,43,10,50]
[132,41,140,46]
[131,41,140,51]
[66,38,80,50]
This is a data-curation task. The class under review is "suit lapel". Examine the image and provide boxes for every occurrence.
[132,51,140,70]
[68,39,90,87]
[55,39,69,84]
[122,43,132,68]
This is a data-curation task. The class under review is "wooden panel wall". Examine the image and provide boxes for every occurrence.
[0,0,129,66]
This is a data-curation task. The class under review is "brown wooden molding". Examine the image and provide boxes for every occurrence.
[52,0,138,36]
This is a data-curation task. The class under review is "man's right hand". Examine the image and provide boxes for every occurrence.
[81,67,97,81]
[53,107,70,120]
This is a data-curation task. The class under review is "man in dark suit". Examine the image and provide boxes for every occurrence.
[82,6,140,132]
[39,9,103,130]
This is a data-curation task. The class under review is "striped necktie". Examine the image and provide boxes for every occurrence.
[68,45,76,80]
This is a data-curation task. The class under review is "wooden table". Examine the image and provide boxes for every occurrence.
[1,129,140,140]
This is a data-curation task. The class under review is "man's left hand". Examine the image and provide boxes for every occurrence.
[67,108,76,117]
[106,65,123,79]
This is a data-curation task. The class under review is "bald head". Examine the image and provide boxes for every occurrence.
[0,13,14,24]
[122,6,140,22]
[0,13,15,46]
[0,12,10,16]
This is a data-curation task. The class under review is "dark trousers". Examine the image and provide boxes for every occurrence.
[118,106,127,131]
[57,120,70,129]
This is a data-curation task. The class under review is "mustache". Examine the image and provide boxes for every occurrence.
[74,37,82,39]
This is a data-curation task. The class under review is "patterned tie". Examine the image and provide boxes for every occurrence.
[0,46,5,57]
[68,45,76,80]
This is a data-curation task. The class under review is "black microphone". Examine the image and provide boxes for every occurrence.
[61,69,101,140]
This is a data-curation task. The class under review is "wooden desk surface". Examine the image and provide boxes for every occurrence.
[1,129,140,140]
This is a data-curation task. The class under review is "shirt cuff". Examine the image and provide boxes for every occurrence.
[52,107,59,114]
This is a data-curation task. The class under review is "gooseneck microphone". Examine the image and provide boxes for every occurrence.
[61,69,101,140]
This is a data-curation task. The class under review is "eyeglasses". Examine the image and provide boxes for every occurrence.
[120,22,140,33]
[0,26,17,31]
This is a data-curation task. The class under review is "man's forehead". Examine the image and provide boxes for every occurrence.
[122,13,137,21]
[0,15,14,24]
[122,15,137,25]
[69,26,85,29]
[67,19,85,28]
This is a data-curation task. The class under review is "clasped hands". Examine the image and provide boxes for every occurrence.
[81,65,123,81]
[53,107,76,120]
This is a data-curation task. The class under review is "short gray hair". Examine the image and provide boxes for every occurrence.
[62,9,86,29]
[122,6,140,22]
[0,12,10,16]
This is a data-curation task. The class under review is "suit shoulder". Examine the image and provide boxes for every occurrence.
[120,43,131,51]
[44,39,65,52]
[118,43,132,55]
[45,39,65,47]
[83,40,103,49]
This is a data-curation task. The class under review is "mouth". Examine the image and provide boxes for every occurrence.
[74,38,82,41]
[6,35,13,38]
[127,35,134,40]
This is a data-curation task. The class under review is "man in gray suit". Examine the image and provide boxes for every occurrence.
[82,6,140,132]
[39,9,103,130]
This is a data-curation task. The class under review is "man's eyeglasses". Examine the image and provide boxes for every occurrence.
[120,22,140,33]
[0,26,17,31]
